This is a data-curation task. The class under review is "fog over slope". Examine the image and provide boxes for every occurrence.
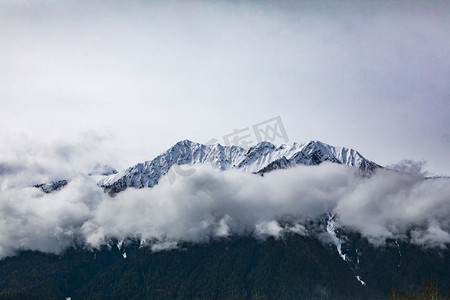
[0,157,448,259]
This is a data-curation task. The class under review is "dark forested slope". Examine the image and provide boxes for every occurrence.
[0,234,448,300]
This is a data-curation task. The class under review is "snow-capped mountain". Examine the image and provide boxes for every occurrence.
[34,164,117,193]
[98,140,381,195]
[88,163,118,176]
[34,179,69,193]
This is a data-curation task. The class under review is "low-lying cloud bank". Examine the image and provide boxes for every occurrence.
[0,130,118,190]
[0,163,449,258]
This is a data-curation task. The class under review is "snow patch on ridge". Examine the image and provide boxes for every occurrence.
[327,214,367,286]
[98,140,380,195]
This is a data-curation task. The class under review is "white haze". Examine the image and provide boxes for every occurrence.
[0,162,449,259]
[0,0,449,258]
[0,131,118,189]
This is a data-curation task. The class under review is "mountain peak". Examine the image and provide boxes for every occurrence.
[98,139,381,195]
[174,139,197,148]
[250,141,276,150]
[88,163,118,176]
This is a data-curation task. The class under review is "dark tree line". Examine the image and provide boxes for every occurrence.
[0,234,448,299]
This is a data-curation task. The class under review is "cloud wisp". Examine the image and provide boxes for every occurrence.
[0,130,117,190]
[0,161,448,259]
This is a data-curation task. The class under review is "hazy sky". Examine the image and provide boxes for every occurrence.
[1,0,449,175]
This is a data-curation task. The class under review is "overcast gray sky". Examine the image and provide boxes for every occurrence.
[1,0,449,175]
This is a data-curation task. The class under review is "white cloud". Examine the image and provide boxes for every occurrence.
[0,130,117,189]
[0,162,448,259]
[335,169,450,246]
[255,221,284,239]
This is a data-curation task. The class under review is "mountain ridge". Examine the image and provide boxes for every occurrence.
[34,139,381,195]
[98,139,381,195]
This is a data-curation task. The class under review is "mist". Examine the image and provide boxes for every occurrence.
[0,131,118,189]
[0,0,449,259]
[0,161,448,259]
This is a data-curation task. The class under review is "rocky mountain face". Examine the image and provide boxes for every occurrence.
[34,179,69,193]
[1,229,447,300]
[98,139,381,195]
[20,140,449,299]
